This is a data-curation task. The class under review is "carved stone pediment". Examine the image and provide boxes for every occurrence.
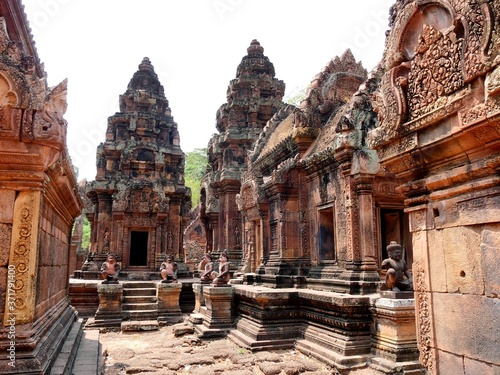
[371,0,496,147]
[240,182,258,211]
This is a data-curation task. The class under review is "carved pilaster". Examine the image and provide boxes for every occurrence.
[355,173,377,270]
[414,262,435,374]
[3,190,40,325]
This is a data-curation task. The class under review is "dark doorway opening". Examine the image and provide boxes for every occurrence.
[318,207,335,261]
[129,231,148,266]
[380,208,412,266]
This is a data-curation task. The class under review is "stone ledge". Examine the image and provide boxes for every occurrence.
[121,320,159,332]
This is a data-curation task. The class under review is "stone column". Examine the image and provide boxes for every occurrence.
[189,283,206,324]
[355,174,378,270]
[92,283,123,328]
[370,297,422,373]
[156,282,182,325]
[195,286,234,338]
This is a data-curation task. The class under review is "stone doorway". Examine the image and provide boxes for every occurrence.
[129,231,149,266]
[252,222,262,271]
[318,206,335,262]
[379,208,412,266]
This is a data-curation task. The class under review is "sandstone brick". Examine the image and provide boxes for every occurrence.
[481,226,500,298]
[0,223,11,267]
[432,293,500,365]
[435,350,464,375]
[435,226,483,295]
[464,356,498,375]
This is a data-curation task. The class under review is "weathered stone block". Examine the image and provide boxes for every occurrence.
[435,350,466,375]
[157,282,182,324]
[0,223,11,267]
[432,293,500,365]
[0,190,15,223]
[481,226,500,298]
[192,282,205,313]
[429,226,483,295]
[371,297,419,364]
[196,286,234,337]
[97,283,123,311]
[464,356,499,375]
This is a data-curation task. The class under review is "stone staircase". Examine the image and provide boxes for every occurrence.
[49,318,103,375]
[121,281,159,331]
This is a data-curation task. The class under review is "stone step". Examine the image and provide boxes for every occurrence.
[295,339,368,370]
[49,318,83,375]
[122,302,157,311]
[122,287,156,297]
[121,320,159,332]
[122,281,157,289]
[73,329,102,375]
[122,310,158,320]
[122,295,157,304]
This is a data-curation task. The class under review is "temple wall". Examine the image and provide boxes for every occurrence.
[0,2,82,372]
[36,196,73,319]
[409,201,500,372]
[368,0,500,371]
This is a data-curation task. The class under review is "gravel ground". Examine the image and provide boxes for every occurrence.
[99,320,385,375]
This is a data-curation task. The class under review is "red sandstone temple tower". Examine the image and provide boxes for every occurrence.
[84,58,191,278]
[200,40,285,269]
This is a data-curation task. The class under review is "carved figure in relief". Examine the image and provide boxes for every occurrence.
[160,254,178,283]
[381,241,413,291]
[199,253,215,284]
[213,250,231,286]
[101,253,121,284]
[102,227,110,252]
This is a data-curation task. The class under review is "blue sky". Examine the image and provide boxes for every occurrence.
[23,0,393,180]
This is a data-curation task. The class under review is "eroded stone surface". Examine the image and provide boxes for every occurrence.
[100,325,342,375]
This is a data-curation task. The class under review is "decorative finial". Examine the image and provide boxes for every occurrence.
[247,39,264,55]
[139,57,154,71]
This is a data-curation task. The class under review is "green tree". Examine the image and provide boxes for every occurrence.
[184,148,208,207]
[81,216,91,250]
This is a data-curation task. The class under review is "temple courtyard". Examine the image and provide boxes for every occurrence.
[99,320,383,375]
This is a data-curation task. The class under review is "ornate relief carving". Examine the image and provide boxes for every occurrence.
[0,73,18,106]
[206,195,219,214]
[460,0,488,81]
[4,191,41,325]
[299,177,310,257]
[319,173,329,204]
[376,134,417,161]
[414,262,435,373]
[487,0,500,62]
[372,64,408,142]
[407,24,464,120]
[241,184,256,210]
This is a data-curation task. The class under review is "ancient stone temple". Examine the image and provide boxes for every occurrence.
[84,57,191,278]
[237,49,408,291]
[200,40,285,269]
[225,1,500,373]
[368,1,500,372]
[225,48,422,372]
[0,1,83,373]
